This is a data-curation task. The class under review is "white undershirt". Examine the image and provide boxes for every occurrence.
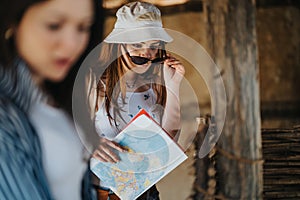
[29,101,87,200]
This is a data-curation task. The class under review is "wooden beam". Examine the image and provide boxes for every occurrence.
[103,1,202,16]
[261,101,300,119]
[103,0,299,16]
[202,0,263,199]
[257,0,300,9]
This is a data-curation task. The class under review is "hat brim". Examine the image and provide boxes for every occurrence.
[104,27,173,44]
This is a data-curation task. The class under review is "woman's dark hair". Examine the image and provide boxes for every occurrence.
[0,0,105,116]
[44,0,105,116]
[0,0,45,66]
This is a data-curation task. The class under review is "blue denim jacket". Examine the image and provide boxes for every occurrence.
[0,59,95,200]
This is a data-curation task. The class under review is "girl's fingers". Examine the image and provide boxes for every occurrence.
[164,61,185,75]
[94,137,128,163]
[93,150,111,162]
[94,147,120,163]
[164,53,185,83]
[174,64,185,74]
[99,137,127,152]
[107,141,127,153]
[166,61,181,66]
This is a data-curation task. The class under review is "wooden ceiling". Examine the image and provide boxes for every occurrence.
[103,0,190,9]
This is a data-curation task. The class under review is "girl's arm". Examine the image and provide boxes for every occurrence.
[86,70,127,163]
[161,55,185,140]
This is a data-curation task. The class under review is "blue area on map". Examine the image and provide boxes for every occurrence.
[91,130,171,199]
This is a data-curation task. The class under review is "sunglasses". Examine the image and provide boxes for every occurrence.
[127,52,168,65]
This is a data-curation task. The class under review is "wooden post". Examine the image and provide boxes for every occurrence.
[203,0,263,199]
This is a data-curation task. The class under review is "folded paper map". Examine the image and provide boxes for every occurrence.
[90,109,187,200]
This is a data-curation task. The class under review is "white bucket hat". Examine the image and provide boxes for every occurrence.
[104,1,173,44]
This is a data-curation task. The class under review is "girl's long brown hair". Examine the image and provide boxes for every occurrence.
[95,42,167,127]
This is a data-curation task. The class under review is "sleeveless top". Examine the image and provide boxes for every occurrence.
[94,88,161,140]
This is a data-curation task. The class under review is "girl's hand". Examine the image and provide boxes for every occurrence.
[163,54,185,87]
[93,137,126,163]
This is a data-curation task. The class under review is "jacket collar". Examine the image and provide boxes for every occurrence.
[0,58,43,113]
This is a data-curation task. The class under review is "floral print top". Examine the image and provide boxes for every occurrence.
[95,88,161,140]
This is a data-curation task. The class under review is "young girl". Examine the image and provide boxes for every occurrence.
[87,2,185,199]
[0,0,103,199]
